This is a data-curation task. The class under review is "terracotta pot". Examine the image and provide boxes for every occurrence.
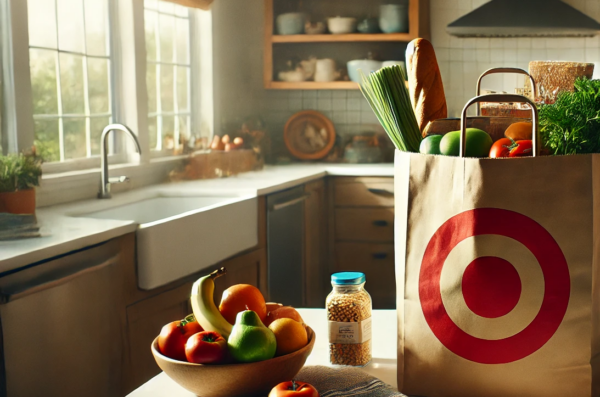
[0,189,36,214]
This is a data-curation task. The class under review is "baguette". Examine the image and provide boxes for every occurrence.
[406,38,448,136]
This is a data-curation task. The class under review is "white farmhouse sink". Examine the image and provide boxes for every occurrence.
[78,194,258,290]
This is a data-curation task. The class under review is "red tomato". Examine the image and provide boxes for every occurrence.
[509,140,533,157]
[185,331,227,364]
[158,315,203,361]
[269,381,319,397]
[489,138,513,158]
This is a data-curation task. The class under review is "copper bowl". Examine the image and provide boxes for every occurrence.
[151,327,315,397]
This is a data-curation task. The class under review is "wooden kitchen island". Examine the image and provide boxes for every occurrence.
[127,309,399,396]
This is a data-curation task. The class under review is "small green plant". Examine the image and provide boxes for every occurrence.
[0,148,43,193]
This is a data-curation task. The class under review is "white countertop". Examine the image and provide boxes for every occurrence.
[128,308,399,397]
[0,163,393,274]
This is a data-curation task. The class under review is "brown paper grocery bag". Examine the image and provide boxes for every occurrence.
[394,95,600,397]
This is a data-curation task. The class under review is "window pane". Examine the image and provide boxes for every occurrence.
[148,116,158,149]
[147,64,157,114]
[63,118,86,159]
[27,0,58,48]
[175,20,189,64]
[178,115,190,138]
[59,53,85,114]
[88,58,109,113]
[158,1,174,13]
[161,66,174,112]
[162,115,174,149]
[145,10,157,61]
[84,0,109,56]
[34,119,60,162]
[176,67,188,111]
[57,0,85,53]
[158,14,174,62]
[145,0,158,10]
[30,49,58,115]
[90,116,109,156]
[175,5,189,17]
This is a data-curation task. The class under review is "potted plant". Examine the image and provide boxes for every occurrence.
[0,148,42,214]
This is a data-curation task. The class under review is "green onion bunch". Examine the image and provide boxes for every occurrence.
[359,65,422,152]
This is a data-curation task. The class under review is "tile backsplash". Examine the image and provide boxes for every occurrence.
[432,0,600,116]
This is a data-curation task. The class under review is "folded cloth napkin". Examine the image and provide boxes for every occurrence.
[294,366,407,397]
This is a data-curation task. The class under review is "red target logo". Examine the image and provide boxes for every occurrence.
[419,208,570,364]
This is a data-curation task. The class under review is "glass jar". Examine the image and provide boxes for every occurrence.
[326,272,372,366]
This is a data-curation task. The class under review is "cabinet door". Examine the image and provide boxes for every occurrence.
[124,282,192,394]
[304,179,328,308]
[334,242,396,309]
[0,238,125,397]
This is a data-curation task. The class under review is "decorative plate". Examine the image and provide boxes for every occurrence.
[284,110,336,160]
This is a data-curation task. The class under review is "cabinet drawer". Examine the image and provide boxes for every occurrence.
[334,242,396,309]
[335,208,394,242]
[334,177,394,207]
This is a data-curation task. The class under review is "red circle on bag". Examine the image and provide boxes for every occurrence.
[419,208,570,364]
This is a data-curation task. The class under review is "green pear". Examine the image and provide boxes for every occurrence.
[227,310,277,363]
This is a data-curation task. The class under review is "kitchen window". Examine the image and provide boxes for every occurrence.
[144,0,192,153]
[27,0,114,163]
[0,0,212,205]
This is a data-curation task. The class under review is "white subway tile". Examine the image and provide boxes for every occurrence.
[476,38,490,49]
[504,48,518,62]
[490,49,504,63]
[517,48,531,63]
[490,38,504,49]
[531,38,546,49]
[436,48,450,62]
[517,38,532,49]
[450,49,464,61]
[463,38,477,49]
[477,49,491,63]
[464,49,476,62]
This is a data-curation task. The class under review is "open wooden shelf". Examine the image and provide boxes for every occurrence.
[264,0,430,90]
[267,81,360,90]
[271,33,415,43]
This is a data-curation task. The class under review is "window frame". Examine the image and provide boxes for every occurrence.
[3,0,211,178]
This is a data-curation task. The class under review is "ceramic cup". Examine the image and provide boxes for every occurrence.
[357,18,380,33]
[379,4,408,33]
[346,60,384,83]
[315,59,338,82]
[327,17,358,34]
[276,13,307,35]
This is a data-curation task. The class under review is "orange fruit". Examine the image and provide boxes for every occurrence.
[219,284,267,324]
[268,318,308,356]
[264,306,304,327]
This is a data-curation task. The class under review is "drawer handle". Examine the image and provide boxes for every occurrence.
[372,220,389,227]
[367,188,394,197]
[372,252,388,260]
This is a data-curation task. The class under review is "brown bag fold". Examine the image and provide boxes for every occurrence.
[406,39,448,136]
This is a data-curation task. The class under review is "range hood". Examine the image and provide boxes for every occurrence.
[447,0,600,37]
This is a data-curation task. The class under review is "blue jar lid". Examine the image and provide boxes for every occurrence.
[331,272,366,285]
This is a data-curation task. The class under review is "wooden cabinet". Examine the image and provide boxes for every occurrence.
[330,176,396,309]
[123,282,192,393]
[264,0,430,90]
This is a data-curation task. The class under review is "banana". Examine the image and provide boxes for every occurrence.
[191,267,232,339]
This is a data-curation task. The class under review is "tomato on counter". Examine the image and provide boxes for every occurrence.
[158,315,203,361]
[269,381,319,397]
[185,331,227,364]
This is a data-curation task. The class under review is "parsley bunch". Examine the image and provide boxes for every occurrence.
[539,78,600,155]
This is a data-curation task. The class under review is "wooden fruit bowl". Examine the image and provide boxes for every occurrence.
[151,326,315,397]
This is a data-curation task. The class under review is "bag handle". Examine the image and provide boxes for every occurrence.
[476,68,537,116]
[460,94,539,158]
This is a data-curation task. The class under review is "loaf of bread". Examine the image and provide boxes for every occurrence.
[405,38,447,136]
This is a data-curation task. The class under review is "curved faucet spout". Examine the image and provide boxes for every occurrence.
[98,124,142,199]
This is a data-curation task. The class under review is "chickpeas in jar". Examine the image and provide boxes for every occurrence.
[326,272,372,367]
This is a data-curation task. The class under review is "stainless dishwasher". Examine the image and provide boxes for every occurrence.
[267,186,307,308]
[0,239,124,397]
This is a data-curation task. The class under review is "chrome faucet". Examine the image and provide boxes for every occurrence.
[98,124,142,199]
